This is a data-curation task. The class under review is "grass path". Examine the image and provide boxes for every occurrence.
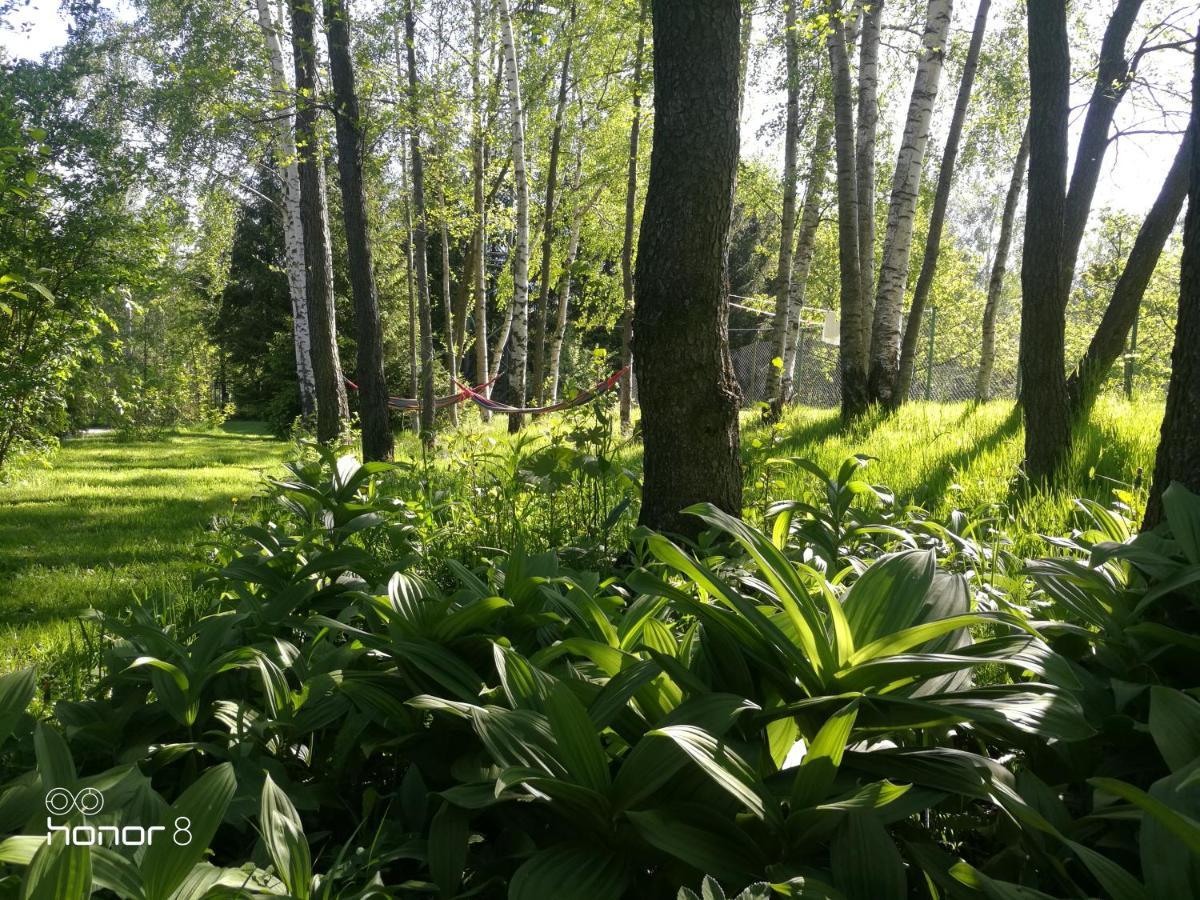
[0,422,289,679]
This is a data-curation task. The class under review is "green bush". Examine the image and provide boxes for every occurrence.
[1,449,1197,898]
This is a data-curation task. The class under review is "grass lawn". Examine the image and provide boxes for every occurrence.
[0,422,289,686]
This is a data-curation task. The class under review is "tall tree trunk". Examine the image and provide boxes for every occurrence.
[254,0,317,416]
[441,211,459,426]
[289,0,348,443]
[1068,130,1192,418]
[1062,0,1145,283]
[765,0,801,419]
[499,0,530,432]
[620,15,646,432]
[635,0,743,535]
[404,1,436,443]
[1144,27,1200,528]
[531,4,575,407]
[736,0,754,122]
[782,109,834,401]
[896,0,990,403]
[471,0,490,417]
[827,1,868,418]
[1020,1,1072,482]
[392,24,419,433]
[325,0,392,461]
[866,0,953,408]
[855,0,883,368]
[976,123,1029,402]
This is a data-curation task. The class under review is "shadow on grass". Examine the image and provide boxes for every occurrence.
[902,403,1023,510]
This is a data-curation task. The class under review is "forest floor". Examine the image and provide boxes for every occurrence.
[0,422,289,687]
[0,397,1162,692]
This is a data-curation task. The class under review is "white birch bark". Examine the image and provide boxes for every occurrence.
[867,0,953,406]
[471,0,490,413]
[254,0,316,415]
[855,0,884,367]
[499,0,530,430]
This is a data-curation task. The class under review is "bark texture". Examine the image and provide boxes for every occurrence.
[289,0,348,443]
[866,0,953,407]
[254,0,316,416]
[531,4,575,406]
[1020,1,1072,482]
[782,110,833,400]
[855,0,883,366]
[896,0,989,403]
[827,1,868,418]
[976,124,1029,401]
[620,16,646,432]
[766,0,801,418]
[635,0,743,535]
[1144,29,1200,528]
[326,0,392,460]
[404,2,436,441]
[471,0,490,414]
[499,0,530,432]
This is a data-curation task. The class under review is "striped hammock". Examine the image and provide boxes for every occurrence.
[345,375,500,412]
[455,367,629,415]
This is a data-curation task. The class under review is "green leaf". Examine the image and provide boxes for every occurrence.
[626,807,763,883]
[429,801,470,898]
[791,699,859,809]
[830,812,906,900]
[649,725,775,824]
[260,774,311,899]
[0,668,34,747]
[34,723,76,793]
[141,762,236,900]
[494,643,555,711]
[1150,686,1200,772]
[1162,482,1200,564]
[1091,777,1200,855]
[546,683,611,793]
[21,832,91,900]
[508,845,627,900]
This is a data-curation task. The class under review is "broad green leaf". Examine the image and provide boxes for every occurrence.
[260,774,311,899]
[790,700,859,809]
[650,725,776,824]
[546,683,611,793]
[1150,686,1200,771]
[508,845,627,900]
[428,801,470,899]
[0,668,35,747]
[1162,482,1200,564]
[830,812,906,900]
[494,644,555,711]
[21,832,91,900]
[34,724,76,794]
[1091,777,1200,854]
[627,807,764,883]
[141,762,236,900]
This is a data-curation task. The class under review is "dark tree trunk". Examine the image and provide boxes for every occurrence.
[1145,28,1200,529]
[531,4,575,406]
[621,16,646,432]
[290,0,348,443]
[405,1,436,443]
[635,0,743,535]
[1062,0,1145,282]
[1068,130,1192,418]
[1020,1,1072,482]
[896,0,990,404]
[827,2,868,419]
[325,0,393,461]
[976,123,1029,402]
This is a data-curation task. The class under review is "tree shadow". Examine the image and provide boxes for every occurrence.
[907,403,1024,510]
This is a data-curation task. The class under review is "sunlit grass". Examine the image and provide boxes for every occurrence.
[0,422,290,681]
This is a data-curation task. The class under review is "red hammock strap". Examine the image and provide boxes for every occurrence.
[454,367,628,415]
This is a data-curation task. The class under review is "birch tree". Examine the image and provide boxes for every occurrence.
[855,0,883,364]
[866,0,953,408]
[471,0,489,414]
[252,0,316,416]
[288,0,348,442]
[895,0,990,403]
[499,0,530,432]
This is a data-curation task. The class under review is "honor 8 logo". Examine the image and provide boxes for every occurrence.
[44,788,191,847]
